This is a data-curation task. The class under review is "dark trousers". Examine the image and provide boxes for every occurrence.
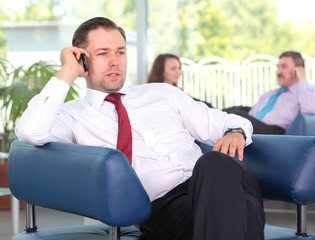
[223,106,286,134]
[139,151,265,240]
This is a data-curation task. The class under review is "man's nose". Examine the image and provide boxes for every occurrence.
[109,53,119,67]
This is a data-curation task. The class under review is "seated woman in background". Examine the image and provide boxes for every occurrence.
[147,53,181,86]
[147,53,213,107]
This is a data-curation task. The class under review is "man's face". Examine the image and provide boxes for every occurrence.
[276,56,298,88]
[85,27,127,93]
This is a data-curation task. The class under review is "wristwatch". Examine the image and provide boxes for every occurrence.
[224,126,247,141]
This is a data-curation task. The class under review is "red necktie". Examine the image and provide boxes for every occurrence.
[105,93,132,164]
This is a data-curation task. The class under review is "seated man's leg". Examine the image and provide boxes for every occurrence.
[224,107,285,134]
[139,180,193,240]
[188,151,265,240]
[223,106,252,113]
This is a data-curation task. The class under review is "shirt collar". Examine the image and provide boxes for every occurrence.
[85,85,134,110]
[275,84,294,94]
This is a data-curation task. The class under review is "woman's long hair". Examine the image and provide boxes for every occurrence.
[147,54,180,85]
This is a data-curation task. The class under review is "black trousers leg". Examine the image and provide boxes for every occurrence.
[223,106,286,134]
[189,151,265,240]
[139,151,265,240]
[139,180,193,240]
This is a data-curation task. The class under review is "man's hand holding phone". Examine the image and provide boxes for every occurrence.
[56,47,89,86]
[295,66,306,82]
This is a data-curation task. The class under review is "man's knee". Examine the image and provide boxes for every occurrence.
[193,150,244,183]
[195,151,232,170]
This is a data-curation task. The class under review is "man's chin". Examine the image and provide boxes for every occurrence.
[106,82,125,93]
[277,79,284,86]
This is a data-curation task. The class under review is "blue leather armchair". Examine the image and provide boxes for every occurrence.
[8,140,151,240]
[8,135,315,240]
[285,114,315,136]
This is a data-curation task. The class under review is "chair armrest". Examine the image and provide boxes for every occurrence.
[285,114,315,136]
[8,140,151,227]
[243,135,315,204]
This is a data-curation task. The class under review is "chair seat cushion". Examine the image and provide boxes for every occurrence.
[14,224,141,240]
[264,225,315,240]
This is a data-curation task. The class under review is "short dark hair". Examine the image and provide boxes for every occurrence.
[279,51,305,68]
[72,17,126,48]
[147,54,180,85]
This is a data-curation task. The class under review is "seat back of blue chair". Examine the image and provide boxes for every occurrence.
[8,140,152,227]
[197,135,315,204]
[286,114,315,136]
[244,135,315,204]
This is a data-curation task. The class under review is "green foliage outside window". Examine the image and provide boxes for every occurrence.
[1,0,315,61]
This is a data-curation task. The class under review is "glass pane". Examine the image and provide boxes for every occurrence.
[147,0,315,63]
[147,0,315,108]
[0,0,137,84]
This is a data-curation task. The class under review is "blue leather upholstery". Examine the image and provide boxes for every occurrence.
[244,135,315,204]
[198,135,315,203]
[8,135,315,239]
[285,114,315,136]
[8,140,151,227]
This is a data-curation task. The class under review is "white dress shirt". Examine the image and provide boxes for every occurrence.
[16,77,253,201]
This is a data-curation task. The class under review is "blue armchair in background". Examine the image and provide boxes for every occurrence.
[8,134,315,240]
[285,83,315,136]
[285,114,315,136]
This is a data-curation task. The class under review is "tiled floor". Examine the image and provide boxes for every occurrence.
[0,206,85,240]
[1,201,315,239]
[264,201,315,232]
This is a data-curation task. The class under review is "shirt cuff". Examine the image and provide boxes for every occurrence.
[41,77,70,103]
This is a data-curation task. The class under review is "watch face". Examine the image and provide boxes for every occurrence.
[225,126,247,141]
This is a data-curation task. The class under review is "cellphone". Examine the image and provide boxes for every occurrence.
[78,54,88,72]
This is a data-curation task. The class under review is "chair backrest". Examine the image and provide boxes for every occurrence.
[244,135,315,204]
[8,140,152,227]
[285,114,315,136]
[197,135,315,204]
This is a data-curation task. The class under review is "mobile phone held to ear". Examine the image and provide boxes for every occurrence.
[78,54,88,72]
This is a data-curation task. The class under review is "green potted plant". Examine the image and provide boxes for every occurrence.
[0,58,80,208]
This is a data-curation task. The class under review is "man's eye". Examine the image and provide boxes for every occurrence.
[117,51,125,55]
[99,52,107,56]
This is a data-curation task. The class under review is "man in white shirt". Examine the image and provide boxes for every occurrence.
[15,17,264,240]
